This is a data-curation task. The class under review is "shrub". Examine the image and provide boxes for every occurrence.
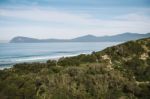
[58,57,80,66]
[47,60,57,67]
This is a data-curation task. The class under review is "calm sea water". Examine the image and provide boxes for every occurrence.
[0,42,121,69]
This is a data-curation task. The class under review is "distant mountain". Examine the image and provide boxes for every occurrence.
[10,36,41,43]
[70,34,98,42]
[10,32,150,43]
[10,36,69,43]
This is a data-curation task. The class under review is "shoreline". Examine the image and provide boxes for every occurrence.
[0,53,90,70]
[0,42,121,70]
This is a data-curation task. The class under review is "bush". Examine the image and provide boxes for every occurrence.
[13,62,47,74]
[58,57,80,66]
[47,60,57,67]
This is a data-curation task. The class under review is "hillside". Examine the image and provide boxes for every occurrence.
[10,32,150,43]
[0,37,150,99]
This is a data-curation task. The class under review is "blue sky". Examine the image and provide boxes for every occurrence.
[0,0,150,40]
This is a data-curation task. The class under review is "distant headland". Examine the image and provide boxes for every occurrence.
[10,32,150,43]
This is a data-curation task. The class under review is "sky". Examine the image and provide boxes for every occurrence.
[0,0,150,40]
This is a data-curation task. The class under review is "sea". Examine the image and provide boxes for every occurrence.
[0,42,121,69]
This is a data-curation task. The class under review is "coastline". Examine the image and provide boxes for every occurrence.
[0,53,90,70]
[0,42,121,70]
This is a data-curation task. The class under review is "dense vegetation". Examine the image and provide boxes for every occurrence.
[0,37,150,99]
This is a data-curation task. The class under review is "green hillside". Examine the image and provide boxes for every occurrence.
[0,37,150,99]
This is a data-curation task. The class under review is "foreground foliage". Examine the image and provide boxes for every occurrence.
[0,37,150,99]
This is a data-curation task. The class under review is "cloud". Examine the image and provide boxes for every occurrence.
[114,13,150,21]
[0,8,93,25]
[0,7,150,40]
[1,8,150,26]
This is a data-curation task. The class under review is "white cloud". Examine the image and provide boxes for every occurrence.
[0,8,150,26]
[0,8,94,25]
[114,13,150,22]
[0,8,150,40]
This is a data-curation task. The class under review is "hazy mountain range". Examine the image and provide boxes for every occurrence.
[10,32,150,43]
